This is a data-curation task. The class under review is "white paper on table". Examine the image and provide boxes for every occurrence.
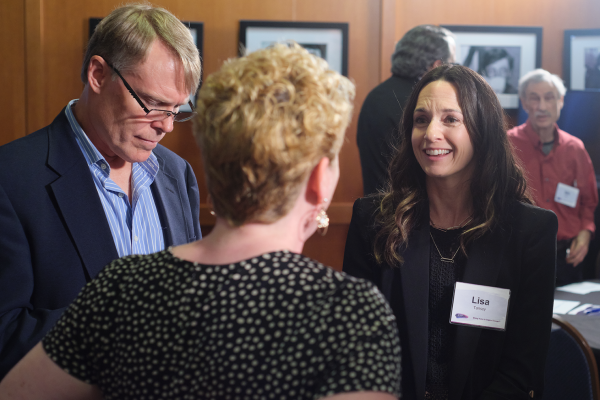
[568,303,594,315]
[556,281,600,295]
[553,299,581,314]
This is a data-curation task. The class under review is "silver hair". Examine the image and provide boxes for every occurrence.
[518,68,566,99]
[390,25,455,80]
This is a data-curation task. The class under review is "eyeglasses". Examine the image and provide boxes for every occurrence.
[108,63,196,122]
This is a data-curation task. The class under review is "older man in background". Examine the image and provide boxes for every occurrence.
[508,69,598,286]
[0,4,202,377]
[357,25,455,195]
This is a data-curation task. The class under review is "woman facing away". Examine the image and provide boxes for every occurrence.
[343,64,557,400]
[0,44,401,400]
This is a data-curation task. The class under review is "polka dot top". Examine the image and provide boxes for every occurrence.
[43,250,401,399]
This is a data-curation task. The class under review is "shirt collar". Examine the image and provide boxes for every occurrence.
[523,119,565,149]
[65,99,159,179]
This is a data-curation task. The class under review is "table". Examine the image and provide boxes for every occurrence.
[554,280,600,353]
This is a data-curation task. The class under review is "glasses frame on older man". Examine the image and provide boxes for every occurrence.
[107,63,196,122]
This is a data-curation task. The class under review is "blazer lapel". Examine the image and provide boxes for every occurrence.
[151,154,189,247]
[398,222,431,399]
[46,111,119,280]
[449,226,509,400]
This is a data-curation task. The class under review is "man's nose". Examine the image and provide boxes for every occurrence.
[153,115,175,133]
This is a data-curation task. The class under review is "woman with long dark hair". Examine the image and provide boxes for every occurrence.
[344,64,556,400]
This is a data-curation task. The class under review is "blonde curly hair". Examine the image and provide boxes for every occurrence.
[195,43,355,226]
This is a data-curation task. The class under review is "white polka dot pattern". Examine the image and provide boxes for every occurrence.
[43,250,401,399]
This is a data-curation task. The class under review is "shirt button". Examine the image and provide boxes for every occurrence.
[101,164,107,170]
[118,193,124,198]
[546,199,550,202]
[134,236,139,242]
[544,178,549,182]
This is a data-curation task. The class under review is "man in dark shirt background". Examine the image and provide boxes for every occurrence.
[357,25,455,195]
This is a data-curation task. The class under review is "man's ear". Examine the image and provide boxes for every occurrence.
[87,56,110,94]
[306,157,332,206]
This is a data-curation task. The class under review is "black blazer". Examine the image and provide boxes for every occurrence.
[0,109,202,378]
[343,196,557,400]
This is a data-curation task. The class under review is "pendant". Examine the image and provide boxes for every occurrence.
[440,257,455,263]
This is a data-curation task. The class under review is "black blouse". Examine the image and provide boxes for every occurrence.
[425,227,466,399]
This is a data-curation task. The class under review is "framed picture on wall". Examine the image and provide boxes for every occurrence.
[441,25,543,109]
[239,20,349,76]
[88,18,204,112]
[564,29,600,91]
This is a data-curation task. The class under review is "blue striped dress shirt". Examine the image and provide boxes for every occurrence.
[66,99,165,257]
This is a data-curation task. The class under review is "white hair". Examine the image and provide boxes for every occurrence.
[518,68,567,99]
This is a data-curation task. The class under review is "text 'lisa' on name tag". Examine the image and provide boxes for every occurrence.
[555,182,579,208]
[450,282,511,331]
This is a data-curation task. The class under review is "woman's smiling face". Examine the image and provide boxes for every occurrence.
[411,80,475,186]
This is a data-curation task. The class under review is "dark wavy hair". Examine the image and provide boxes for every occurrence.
[391,25,454,80]
[374,64,532,266]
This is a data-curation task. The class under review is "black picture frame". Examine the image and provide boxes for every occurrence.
[88,18,204,112]
[239,20,349,76]
[442,25,543,109]
[563,29,600,91]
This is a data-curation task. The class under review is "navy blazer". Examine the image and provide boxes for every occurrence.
[343,196,557,400]
[0,109,201,378]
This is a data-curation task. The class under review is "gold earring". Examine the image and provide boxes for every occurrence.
[316,209,329,236]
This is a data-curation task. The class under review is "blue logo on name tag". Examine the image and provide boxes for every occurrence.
[455,313,469,318]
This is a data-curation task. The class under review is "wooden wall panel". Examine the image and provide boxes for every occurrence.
[380,0,396,82]
[0,0,26,146]
[25,0,48,134]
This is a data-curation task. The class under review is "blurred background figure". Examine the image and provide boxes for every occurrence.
[0,43,401,400]
[509,68,598,286]
[345,64,556,399]
[357,25,455,196]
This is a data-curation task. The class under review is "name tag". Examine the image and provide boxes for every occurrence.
[555,182,579,208]
[450,282,511,331]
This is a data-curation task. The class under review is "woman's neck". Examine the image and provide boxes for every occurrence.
[171,208,311,265]
[427,178,473,229]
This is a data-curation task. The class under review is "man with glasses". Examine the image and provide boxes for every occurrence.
[0,4,202,378]
[509,69,598,286]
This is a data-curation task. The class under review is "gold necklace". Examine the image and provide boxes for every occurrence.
[429,215,472,232]
[430,232,461,263]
